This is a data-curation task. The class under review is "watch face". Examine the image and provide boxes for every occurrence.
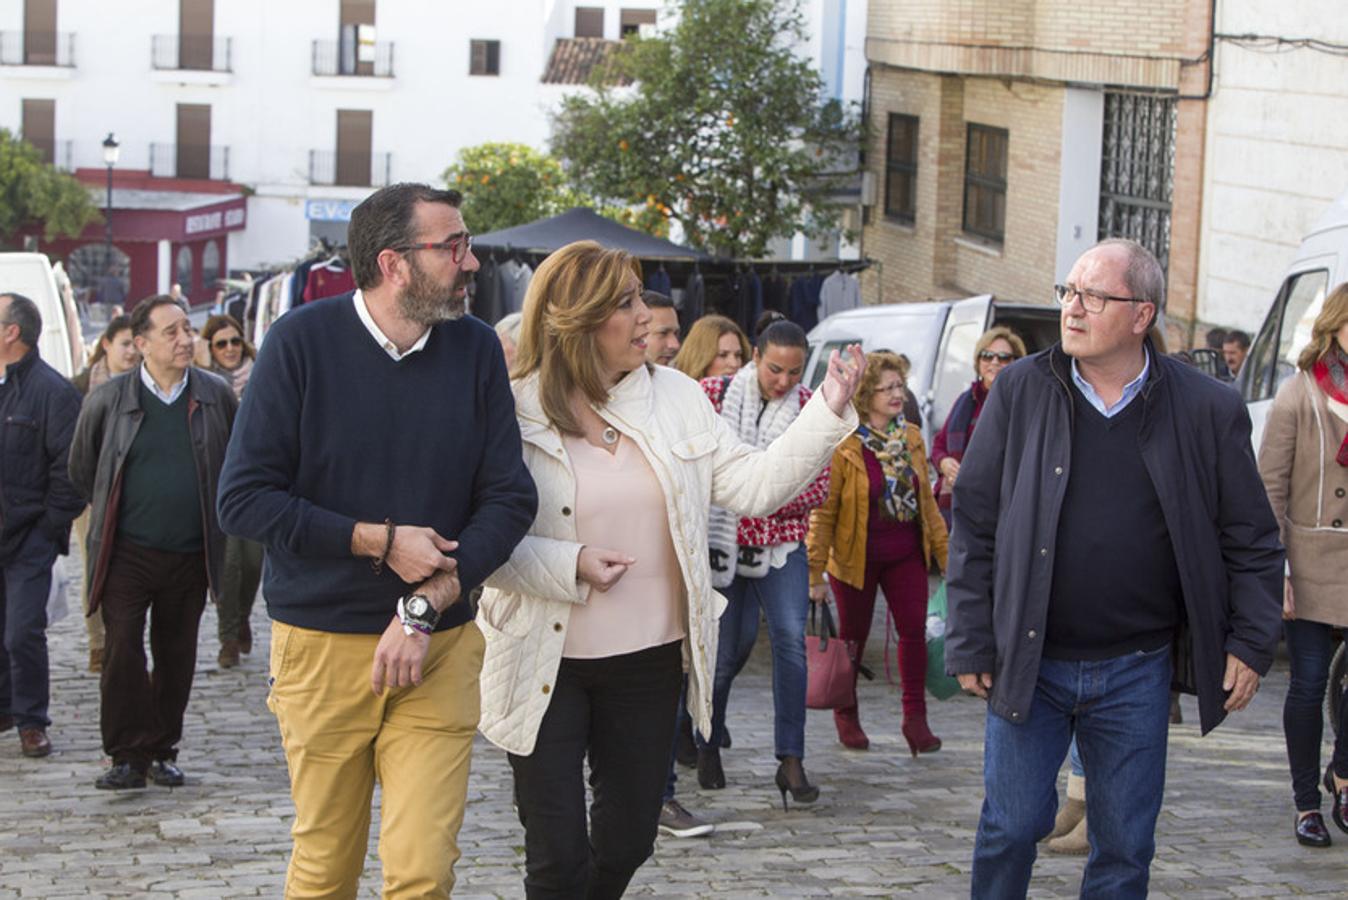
[408,596,429,617]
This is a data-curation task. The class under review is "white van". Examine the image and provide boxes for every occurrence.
[804,295,1060,445]
[0,252,84,378]
[1237,189,1348,448]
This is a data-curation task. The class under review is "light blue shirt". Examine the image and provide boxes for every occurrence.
[139,363,188,405]
[1070,350,1150,418]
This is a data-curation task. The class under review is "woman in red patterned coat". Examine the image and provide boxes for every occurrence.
[694,320,830,809]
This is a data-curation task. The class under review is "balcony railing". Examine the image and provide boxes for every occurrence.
[309,150,391,188]
[151,35,233,72]
[311,39,394,77]
[150,143,231,181]
[0,31,76,67]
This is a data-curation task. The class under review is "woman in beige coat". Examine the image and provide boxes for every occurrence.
[1258,282,1348,849]
[478,240,862,898]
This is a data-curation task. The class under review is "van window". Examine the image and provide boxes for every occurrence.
[1244,269,1328,402]
[808,340,855,390]
[932,321,982,427]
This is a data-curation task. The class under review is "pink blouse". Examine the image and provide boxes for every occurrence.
[561,433,686,659]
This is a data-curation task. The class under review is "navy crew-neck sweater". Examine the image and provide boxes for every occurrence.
[1043,382,1182,660]
[216,293,538,634]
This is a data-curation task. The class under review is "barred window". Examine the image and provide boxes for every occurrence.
[1099,91,1176,274]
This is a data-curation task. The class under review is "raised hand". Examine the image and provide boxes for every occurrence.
[818,343,866,416]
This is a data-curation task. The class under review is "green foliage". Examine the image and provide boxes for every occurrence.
[550,0,862,258]
[0,129,100,241]
[444,141,668,238]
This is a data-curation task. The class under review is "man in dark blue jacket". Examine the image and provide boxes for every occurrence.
[217,183,537,898]
[946,239,1283,898]
[0,293,83,759]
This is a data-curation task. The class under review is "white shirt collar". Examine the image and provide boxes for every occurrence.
[1070,349,1150,418]
[353,290,430,361]
[139,363,189,405]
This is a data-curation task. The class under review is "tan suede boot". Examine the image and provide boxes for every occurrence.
[1044,773,1086,841]
[1047,814,1090,855]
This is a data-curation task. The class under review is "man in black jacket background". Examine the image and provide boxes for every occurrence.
[946,239,1283,898]
[0,293,83,759]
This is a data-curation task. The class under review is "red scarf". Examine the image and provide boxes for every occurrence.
[1312,345,1348,467]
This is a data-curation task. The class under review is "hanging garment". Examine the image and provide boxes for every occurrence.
[819,271,862,320]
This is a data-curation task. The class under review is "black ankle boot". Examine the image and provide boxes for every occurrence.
[697,746,726,789]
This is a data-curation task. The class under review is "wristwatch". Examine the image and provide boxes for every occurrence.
[397,593,440,636]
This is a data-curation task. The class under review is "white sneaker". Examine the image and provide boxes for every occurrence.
[658,799,714,838]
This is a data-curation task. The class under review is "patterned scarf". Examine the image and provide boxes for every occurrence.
[857,419,919,522]
[1312,343,1348,467]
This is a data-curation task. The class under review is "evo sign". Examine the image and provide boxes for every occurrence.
[305,199,360,222]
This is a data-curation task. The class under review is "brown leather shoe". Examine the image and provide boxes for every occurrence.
[89,647,104,673]
[19,727,52,758]
[218,640,241,669]
[239,619,252,655]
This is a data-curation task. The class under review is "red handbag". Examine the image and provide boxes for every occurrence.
[805,602,856,710]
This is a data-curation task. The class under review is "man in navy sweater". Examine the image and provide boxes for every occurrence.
[946,239,1282,898]
[218,183,537,898]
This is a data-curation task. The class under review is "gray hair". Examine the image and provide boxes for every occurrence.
[494,312,523,345]
[0,293,42,346]
[1095,238,1166,318]
[348,183,463,291]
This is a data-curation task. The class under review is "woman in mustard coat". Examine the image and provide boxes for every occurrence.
[808,351,948,754]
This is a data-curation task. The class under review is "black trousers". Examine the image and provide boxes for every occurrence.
[509,640,683,900]
[99,539,207,768]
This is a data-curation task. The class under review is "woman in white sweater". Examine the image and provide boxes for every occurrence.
[478,240,862,898]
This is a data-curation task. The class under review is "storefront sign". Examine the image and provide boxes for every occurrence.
[185,206,246,236]
[305,199,361,222]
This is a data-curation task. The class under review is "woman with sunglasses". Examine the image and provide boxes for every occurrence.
[931,326,1026,526]
[201,314,261,668]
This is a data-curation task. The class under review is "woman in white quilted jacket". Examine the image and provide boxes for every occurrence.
[478,240,863,899]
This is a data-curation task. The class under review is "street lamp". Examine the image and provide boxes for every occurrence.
[101,132,120,276]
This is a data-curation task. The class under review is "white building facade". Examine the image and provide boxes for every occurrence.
[1196,1,1348,331]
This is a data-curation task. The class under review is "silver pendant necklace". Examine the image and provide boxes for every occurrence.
[601,426,619,446]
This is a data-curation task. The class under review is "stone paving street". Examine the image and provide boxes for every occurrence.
[2,556,1346,897]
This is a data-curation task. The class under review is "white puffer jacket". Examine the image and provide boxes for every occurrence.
[477,363,857,756]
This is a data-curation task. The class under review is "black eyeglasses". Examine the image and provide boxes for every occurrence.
[392,233,473,264]
[212,337,243,349]
[1054,283,1147,315]
[979,350,1017,363]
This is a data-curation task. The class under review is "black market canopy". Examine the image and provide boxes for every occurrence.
[472,207,712,261]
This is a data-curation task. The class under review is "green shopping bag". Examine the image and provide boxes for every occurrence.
[925,581,961,701]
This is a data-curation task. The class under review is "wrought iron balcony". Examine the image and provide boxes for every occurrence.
[309,150,392,188]
[151,35,233,72]
[311,39,394,77]
[150,143,231,181]
[0,31,76,67]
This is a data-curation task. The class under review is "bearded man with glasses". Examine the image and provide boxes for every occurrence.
[945,238,1283,898]
[217,183,537,898]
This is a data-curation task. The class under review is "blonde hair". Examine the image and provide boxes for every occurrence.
[672,315,750,380]
[511,241,643,436]
[853,350,909,419]
[1298,282,1348,371]
[974,326,1027,374]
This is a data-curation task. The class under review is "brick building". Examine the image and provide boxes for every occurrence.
[860,0,1213,341]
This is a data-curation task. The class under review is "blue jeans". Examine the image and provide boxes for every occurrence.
[973,644,1171,899]
[698,545,809,760]
[1069,736,1083,777]
[1283,618,1348,812]
[0,528,59,729]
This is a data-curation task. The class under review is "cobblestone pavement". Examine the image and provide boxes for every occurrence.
[1,557,1344,897]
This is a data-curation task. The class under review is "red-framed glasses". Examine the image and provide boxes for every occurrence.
[392,233,473,264]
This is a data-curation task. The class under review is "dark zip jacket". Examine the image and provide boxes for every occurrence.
[945,341,1283,735]
[68,365,237,612]
[0,348,84,559]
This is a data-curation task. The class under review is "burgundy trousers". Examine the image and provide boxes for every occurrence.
[828,550,929,719]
